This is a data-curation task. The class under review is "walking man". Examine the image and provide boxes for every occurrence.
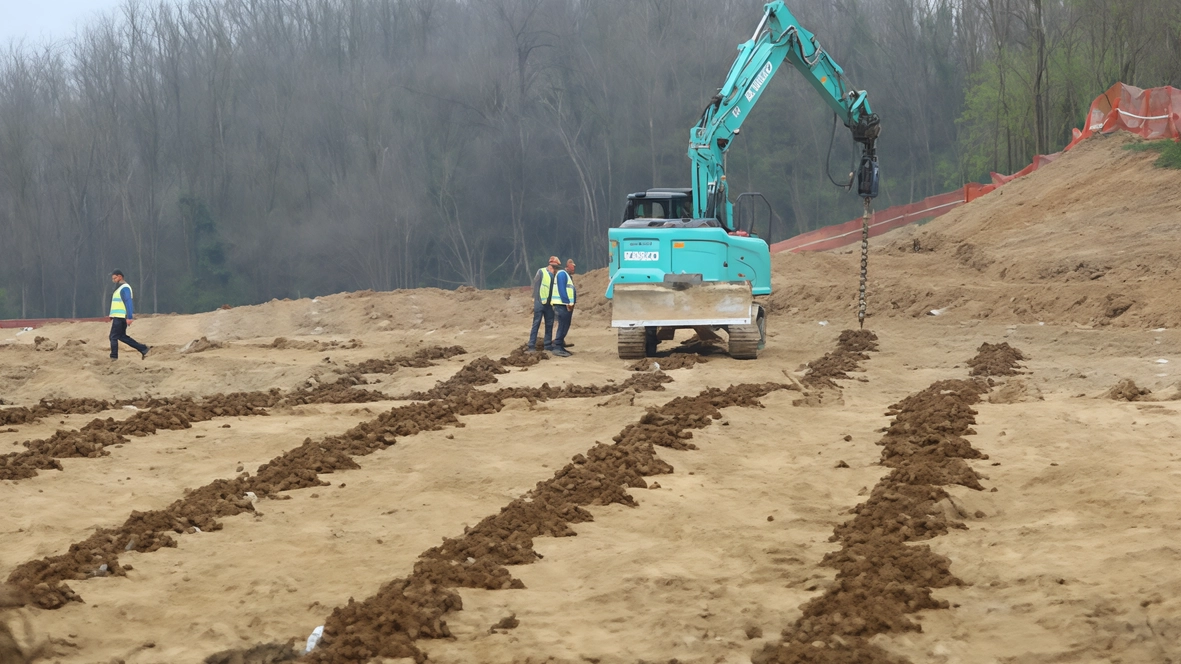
[109,270,150,360]
[552,258,576,357]
[527,257,561,352]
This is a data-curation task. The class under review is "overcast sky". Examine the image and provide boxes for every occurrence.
[0,0,125,47]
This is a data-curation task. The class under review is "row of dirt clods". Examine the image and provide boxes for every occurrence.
[289,380,793,664]
[3,346,670,614]
[0,347,470,481]
[286,333,918,663]
[753,341,1027,664]
[208,331,879,663]
[2,346,469,607]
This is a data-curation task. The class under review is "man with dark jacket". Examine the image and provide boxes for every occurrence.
[109,270,150,360]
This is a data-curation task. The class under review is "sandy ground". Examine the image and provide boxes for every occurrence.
[2,134,1181,664]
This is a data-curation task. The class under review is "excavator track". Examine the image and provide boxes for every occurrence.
[727,324,760,359]
[617,327,648,359]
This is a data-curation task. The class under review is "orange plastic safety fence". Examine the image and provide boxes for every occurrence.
[772,83,1179,255]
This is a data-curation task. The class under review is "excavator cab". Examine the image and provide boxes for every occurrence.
[621,189,705,226]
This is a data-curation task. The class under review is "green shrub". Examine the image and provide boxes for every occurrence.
[1123,139,1181,169]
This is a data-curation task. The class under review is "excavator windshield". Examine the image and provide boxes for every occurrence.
[623,189,693,221]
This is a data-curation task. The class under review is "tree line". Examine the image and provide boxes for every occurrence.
[1,0,1178,318]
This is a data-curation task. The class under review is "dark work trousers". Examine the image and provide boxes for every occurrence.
[553,306,572,351]
[109,317,147,358]
[528,304,555,350]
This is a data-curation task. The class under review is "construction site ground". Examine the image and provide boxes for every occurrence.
[2,133,1180,664]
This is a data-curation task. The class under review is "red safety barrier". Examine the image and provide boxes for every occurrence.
[0,317,107,330]
[1068,82,1181,149]
[770,189,965,253]
[773,82,1180,254]
[991,152,1061,186]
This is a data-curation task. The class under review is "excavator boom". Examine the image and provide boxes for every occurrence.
[607,1,880,359]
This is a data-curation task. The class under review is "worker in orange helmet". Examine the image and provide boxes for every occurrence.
[527,256,562,352]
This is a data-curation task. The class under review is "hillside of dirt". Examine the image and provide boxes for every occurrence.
[2,134,1180,664]
[767,133,1181,329]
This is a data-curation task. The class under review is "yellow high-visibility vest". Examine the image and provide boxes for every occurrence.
[562,272,576,305]
[110,283,132,318]
[538,269,557,305]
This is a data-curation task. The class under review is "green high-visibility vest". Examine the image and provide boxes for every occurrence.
[110,283,132,318]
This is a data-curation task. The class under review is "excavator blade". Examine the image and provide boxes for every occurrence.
[611,281,753,328]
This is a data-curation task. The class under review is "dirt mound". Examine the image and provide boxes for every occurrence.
[264,337,363,351]
[180,337,224,353]
[967,342,1026,376]
[0,397,114,427]
[1104,378,1152,401]
[398,357,510,400]
[32,337,57,352]
[801,330,879,389]
[989,378,1044,404]
[498,346,547,368]
[628,353,705,371]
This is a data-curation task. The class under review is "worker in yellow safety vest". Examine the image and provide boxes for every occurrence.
[527,256,561,352]
[551,258,577,357]
[109,270,150,360]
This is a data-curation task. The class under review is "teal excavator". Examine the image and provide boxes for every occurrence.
[606,1,881,359]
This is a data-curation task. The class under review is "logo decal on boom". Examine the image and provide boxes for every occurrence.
[744,61,774,102]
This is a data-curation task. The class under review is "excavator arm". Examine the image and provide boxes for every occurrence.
[690,1,881,227]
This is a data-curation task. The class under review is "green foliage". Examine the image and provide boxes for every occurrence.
[0,288,14,320]
[957,24,1098,184]
[176,196,246,313]
[956,59,1027,182]
[1123,140,1181,169]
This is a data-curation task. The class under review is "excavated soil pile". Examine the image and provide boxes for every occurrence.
[0,398,114,427]
[283,346,469,405]
[32,337,57,352]
[754,345,1017,664]
[397,358,508,400]
[180,337,223,354]
[800,330,880,389]
[0,347,469,481]
[264,338,364,351]
[494,372,674,404]
[394,349,549,400]
[628,353,705,371]
[791,330,879,408]
[347,346,467,373]
[296,382,788,664]
[1103,378,1152,401]
[6,355,674,612]
[495,346,548,369]
[966,342,1026,376]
